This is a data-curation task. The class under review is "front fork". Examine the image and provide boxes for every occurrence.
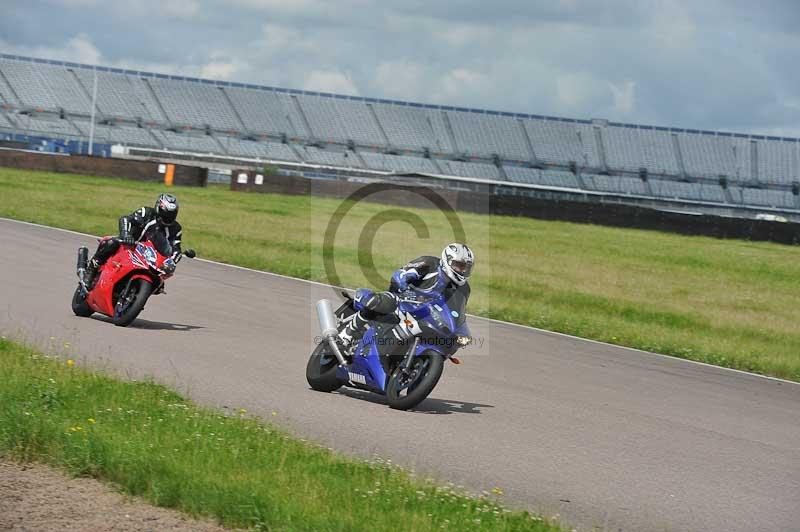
[401,337,420,372]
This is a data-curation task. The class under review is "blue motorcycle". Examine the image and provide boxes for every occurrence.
[306,288,471,410]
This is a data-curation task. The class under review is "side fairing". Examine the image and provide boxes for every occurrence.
[86,245,136,316]
[337,328,389,392]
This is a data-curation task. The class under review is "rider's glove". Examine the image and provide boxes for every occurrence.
[392,269,419,291]
[118,217,135,245]
[354,288,379,311]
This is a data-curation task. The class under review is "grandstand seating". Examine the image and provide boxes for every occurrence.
[218,136,299,161]
[11,114,80,136]
[603,126,679,174]
[448,111,531,161]
[505,166,581,188]
[359,151,439,173]
[0,54,798,212]
[438,159,501,180]
[300,145,363,168]
[72,70,166,123]
[757,139,798,184]
[587,174,648,196]
[737,187,796,209]
[371,105,455,153]
[1,59,62,111]
[677,133,753,179]
[225,88,306,137]
[523,119,589,166]
[72,120,160,147]
[150,129,221,153]
[149,78,240,130]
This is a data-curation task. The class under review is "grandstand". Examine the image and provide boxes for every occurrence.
[1,53,798,216]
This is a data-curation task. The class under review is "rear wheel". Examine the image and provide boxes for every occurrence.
[71,286,93,317]
[112,279,152,327]
[306,341,343,392]
[386,351,444,411]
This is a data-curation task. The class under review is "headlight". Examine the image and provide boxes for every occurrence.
[162,258,176,274]
[456,336,472,347]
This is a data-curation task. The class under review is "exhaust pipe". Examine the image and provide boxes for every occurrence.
[316,299,348,367]
[77,247,89,287]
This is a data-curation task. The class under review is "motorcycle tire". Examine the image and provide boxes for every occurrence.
[112,279,152,327]
[386,351,444,411]
[306,341,343,392]
[71,286,94,317]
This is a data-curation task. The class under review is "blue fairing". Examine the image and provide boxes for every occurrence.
[337,286,468,394]
[336,327,389,391]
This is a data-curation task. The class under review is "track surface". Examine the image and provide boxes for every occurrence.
[1,218,799,532]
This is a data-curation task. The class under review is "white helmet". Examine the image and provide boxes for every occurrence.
[440,243,474,286]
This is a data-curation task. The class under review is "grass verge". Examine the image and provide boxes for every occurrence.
[1,167,799,381]
[0,338,560,531]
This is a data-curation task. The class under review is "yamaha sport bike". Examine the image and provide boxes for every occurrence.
[306,287,472,410]
[71,232,195,327]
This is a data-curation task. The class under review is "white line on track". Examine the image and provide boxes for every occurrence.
[4,215,797,387]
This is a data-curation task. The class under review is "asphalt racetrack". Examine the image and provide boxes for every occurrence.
[1,217,798,532]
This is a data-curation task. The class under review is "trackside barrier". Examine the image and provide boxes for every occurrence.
[230,169,800,245]
[0,149,208,187]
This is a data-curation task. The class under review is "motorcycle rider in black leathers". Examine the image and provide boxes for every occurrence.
[84,193,182,289]
[338,243,474,349]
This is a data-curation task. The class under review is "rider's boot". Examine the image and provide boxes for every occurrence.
[338,311,368,347]
[83,258,100,290]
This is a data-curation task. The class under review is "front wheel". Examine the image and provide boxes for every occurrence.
[113,279,152,327]
[306,341,344,392]
[386,351,444,411]
[71,286,93,317]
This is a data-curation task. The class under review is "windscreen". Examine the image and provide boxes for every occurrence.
[149,228,173,258]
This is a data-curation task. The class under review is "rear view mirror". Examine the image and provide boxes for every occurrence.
[184,249,196,259]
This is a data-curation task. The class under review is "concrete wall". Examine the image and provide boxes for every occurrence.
[0,150,208,187]
[231,169,800,245]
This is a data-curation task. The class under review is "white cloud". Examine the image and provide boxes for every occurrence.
[230,0,328,12]
[259,24,295,49]
[372,60,428,101]
[0,33,102,64]
[556,72,594,108]
[650,0,696,49]
[255,23,317,52]
[609,80,636,116]
[46,0,100,6]
[437,68,490,102]
[3,0,799,133]
[161,0,200,19]
[303,70,359,95]
[436,23,494,48]
[200,60,239,80]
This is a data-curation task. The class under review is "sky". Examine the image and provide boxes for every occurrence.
[2,0,799,136]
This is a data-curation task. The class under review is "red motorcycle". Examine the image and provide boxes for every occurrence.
[71,233,195,327]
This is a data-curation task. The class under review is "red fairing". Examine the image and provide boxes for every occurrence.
[84,238,174,317]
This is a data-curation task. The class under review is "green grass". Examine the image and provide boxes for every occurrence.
[0,338,559,531]
[1,167,799,381]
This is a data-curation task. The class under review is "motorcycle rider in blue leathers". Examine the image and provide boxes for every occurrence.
[338,243,474,348]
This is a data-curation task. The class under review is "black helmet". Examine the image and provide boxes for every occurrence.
[155,193,179,226]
